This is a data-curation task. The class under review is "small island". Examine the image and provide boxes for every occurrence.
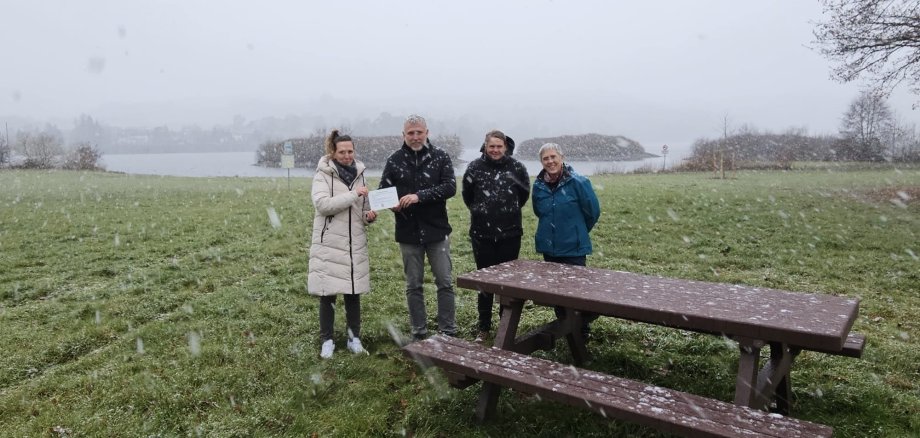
[256,135,464,170]
[255,132,654,170]
[516,133,656,161]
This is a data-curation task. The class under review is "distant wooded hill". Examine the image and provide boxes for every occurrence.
[683,132,835,171]
[256,135,463,169]
[515,134,654,161]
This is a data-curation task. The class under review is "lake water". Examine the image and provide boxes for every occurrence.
[102,147,690,178]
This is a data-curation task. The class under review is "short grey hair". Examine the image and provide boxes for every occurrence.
[538,142,563,159]
[404,114,427,128]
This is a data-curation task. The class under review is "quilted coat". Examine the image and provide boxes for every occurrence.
[307,155,372,296]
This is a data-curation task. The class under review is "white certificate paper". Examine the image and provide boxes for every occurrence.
[368,187,399,211]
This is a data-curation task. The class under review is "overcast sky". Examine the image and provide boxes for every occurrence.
[2,0,918,149]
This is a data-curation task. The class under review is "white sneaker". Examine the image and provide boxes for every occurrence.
[320,339,334,359]
[346,337,365,354]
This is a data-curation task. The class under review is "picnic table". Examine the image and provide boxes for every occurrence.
[404,260,864,437]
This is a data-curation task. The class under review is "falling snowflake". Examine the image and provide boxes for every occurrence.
[188,331,202,356]
[267,207,281,229]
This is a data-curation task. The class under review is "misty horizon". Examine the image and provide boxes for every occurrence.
[2,1,918,154]
[0,88,893,157]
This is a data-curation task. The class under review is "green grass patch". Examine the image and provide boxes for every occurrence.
[1,167,918,437]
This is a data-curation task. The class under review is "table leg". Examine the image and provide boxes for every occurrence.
[565,308,589,365]
[734,339,764,407]
[475,298,524,422]
[493,297,524,349]
[734,339,797,412]
[768,342,796,415]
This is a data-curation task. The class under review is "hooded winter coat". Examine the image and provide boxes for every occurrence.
[379,141,456,244]
[308,155,372,296]
[462,136,530,241]
[532,164,601,257]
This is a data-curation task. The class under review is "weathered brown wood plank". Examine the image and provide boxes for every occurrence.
[800,332,865,358]
[457,260,860,352]
[405,335,833,438]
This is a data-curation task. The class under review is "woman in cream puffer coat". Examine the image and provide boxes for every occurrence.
[308,129,376,359]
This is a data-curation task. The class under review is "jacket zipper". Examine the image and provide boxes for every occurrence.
[321,172,335,243]
[347,173,360,295]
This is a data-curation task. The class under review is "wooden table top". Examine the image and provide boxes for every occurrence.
[457,260,860,351]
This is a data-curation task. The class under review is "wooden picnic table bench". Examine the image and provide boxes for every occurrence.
[403,260,863,436]
[404,335,833,437]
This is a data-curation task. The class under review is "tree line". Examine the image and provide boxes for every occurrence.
[0,130,103,171]
[682,0,920,173]
[682,89,920,172]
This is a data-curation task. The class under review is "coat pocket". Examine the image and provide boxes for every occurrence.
[320,216,333,243]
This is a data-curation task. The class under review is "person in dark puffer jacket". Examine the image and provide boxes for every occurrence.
[461,130,530,342]
[379,114,457,340]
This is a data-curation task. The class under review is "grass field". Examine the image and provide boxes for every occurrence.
[1,167,918,437]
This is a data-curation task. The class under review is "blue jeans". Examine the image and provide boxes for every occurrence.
[400,236,456,337]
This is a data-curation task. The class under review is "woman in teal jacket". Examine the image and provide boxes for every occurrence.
[532,143,600,257]
[532,142,601,337]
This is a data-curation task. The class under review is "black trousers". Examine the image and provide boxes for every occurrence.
[318,294,361,342]
[471,236,522,331]
[542,254,598,336]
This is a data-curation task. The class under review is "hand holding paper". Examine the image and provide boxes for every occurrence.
[368,187,399,211]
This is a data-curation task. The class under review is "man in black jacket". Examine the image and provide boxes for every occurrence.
[461,130,530,342]
[379,114,457,340]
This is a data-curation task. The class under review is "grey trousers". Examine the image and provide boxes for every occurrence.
[400,236,456,337]
[318,294,361,342]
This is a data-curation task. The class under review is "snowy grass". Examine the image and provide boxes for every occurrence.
[0,167,918,437]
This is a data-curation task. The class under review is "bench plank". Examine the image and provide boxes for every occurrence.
[800,332,865,358]
[405,335,832,438]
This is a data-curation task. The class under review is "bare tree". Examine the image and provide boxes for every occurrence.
[713,115,737,179]
[62,142,105,170]
[813,0,920,102]
[0,134,9,165]
[887,118,920,160]
[838,89,895,160]
[15,131,64,168]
